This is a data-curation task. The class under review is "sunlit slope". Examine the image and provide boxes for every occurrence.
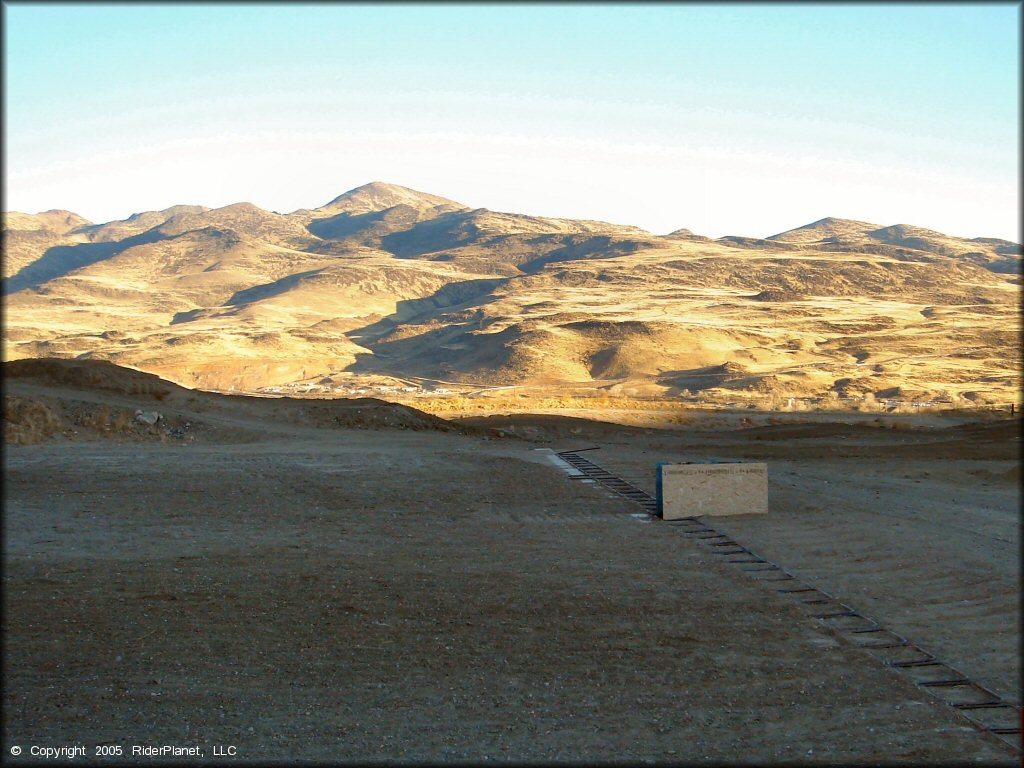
[3,182,1020,401]
[349,238,1018,399]
[2,210,93,280]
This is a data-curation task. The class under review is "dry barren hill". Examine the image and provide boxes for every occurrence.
[3,183,1020,405]
[2,357,468,445]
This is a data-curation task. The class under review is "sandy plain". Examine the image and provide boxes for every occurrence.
[2,360,1020,763]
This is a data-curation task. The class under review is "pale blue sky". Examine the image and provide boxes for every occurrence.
[4,2,1020,239]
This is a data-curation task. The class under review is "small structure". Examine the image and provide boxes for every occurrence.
[657,461,768,519]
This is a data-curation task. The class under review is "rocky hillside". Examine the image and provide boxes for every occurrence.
[3,182,1020,405]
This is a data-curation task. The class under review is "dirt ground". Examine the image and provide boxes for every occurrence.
[477,413,1021,706]
[3,366,1020,763]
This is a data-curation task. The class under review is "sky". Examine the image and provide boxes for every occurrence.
[3,2,1020,240]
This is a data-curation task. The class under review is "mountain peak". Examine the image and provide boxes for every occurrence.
[868,223,947,240]
[319,182,467,215]
[2,209,92,234]
[125,204,208,222]
[767,216,883,243]
[664,227,711,241]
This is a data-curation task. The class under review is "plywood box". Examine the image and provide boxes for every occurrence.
[657,462,768,519]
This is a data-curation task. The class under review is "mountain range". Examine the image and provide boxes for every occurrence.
[3,182,1020,405]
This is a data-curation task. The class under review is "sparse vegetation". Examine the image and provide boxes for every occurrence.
[3,185,1019,404]
[394,389,1016,423]
[3,395,60,445]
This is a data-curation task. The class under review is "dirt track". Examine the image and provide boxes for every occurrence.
[3,372,1020,763]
